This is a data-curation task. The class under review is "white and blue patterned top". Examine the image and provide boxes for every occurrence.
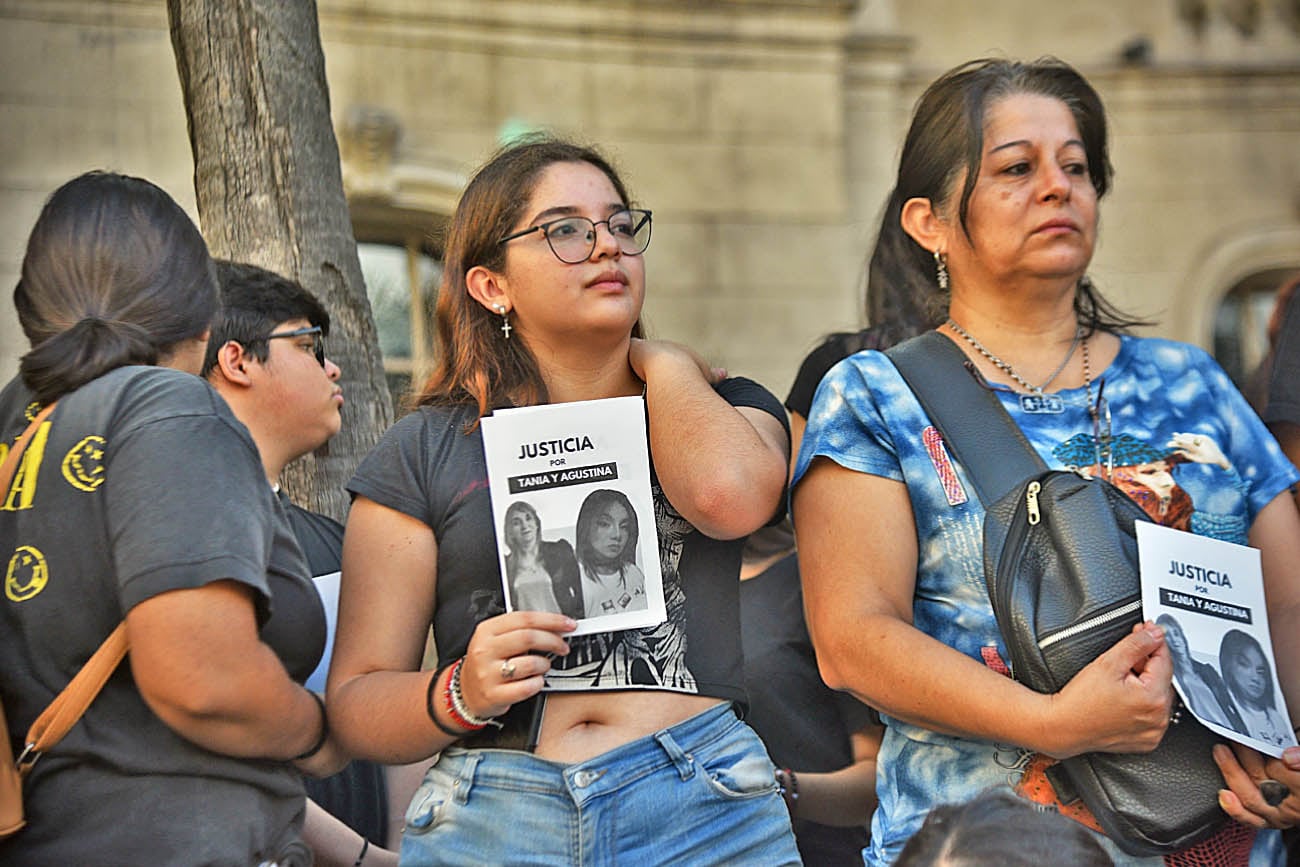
[792,334,1299,865]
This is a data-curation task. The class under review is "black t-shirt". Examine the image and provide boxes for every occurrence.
[347,377,787,713]
[0,367,322,865]
[741,552,873,867]
[281,496,392,847]
[785,328,891,419]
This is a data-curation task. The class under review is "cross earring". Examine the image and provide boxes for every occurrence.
[493,303,512,340]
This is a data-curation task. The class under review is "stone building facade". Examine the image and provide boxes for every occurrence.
[2,0,1297,399]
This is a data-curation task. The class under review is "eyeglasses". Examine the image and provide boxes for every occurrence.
[264,325,325,367]
[498,208,652,264]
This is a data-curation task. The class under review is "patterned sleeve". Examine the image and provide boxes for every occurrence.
[791,352,905,490]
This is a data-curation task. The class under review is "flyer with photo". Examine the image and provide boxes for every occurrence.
[1138,522,1297,757]
[480,395,666,637]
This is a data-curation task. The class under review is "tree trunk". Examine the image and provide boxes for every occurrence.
[167,0,392,521]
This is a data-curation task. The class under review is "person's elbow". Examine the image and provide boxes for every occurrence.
[134,670,250,740]
[685,460,787,540]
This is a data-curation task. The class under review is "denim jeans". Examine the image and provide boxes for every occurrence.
[400,702,801,866]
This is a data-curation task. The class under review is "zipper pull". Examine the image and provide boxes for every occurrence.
[1026,480,1041,526]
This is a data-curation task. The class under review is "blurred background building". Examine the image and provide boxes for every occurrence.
[2,0,1298,403]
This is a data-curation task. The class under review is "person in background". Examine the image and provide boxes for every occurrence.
[893,789,1115,867]
[784,176,944,465]
[204,260,426,866]
[327,136,798,865]
[1263,272,1300,510]
[0,171,342,866]
[792,58,1300,865]
[740,520,881,866]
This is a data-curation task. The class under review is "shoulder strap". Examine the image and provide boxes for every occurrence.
[1,401,129,777]
[885,331,1047,506]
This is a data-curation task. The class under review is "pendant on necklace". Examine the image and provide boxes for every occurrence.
[1019,393,1064,414]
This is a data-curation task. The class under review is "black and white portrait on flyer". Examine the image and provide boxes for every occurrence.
[480,395,666,638]
[1138,522,1297,757]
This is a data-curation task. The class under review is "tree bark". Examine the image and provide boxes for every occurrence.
[167,0,392,521]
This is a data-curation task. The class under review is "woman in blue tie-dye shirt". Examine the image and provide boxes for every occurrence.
[792,58,1300,866]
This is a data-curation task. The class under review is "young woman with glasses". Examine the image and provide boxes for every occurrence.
[327,137,799,865]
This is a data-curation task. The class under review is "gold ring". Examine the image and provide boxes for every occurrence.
[501,659,517,680]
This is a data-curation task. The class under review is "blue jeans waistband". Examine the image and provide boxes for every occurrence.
[440,700,741,803]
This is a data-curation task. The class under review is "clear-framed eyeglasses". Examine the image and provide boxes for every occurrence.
[498,208,652,264]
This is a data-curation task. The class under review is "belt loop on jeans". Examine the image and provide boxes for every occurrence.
[653,727,695,781]
[453,751,481,805]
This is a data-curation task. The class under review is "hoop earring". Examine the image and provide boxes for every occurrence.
[492,303,513,340]
[933,250,949,291]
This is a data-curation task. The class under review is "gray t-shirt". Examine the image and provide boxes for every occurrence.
[0,366,323,866]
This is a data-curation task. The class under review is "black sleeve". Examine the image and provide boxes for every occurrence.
[1265,288,1300,426]
[715,376,790,524]
[784,330,886,418]
[716,375,790,443]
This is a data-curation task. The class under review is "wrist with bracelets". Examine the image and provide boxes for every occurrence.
[425,657,502,736]
[775,767,799,816]
[293,690,329,761]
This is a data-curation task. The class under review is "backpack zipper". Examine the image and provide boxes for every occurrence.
[1037,599,1142,651]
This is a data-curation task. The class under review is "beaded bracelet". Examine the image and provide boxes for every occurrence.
[425,663,467,738]
[447,657,502,729]
[292,690,329,761]
[425,658,502,736]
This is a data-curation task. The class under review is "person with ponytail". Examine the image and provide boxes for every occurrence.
[0,171,343,865]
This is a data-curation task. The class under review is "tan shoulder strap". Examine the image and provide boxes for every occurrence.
[2,400,129,777]
[19,624,129,776]
[0,402,58,492]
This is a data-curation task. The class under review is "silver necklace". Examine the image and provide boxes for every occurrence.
[946,318,1082,414]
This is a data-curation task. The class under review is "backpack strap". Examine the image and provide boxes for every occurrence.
[885,331,1047,506]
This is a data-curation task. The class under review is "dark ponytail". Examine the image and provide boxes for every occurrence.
[18,316,159,403]
[15,171,217,403]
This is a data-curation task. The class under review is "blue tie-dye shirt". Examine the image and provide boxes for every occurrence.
[792,334,1298,865]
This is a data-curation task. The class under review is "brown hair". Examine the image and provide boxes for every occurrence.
[15,171,217,402]
[414,135,643,419]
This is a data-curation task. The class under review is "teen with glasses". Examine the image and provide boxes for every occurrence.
[203,261,421,867]
[327,136,799,865]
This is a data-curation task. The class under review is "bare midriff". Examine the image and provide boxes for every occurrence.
[532,690,724,764]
